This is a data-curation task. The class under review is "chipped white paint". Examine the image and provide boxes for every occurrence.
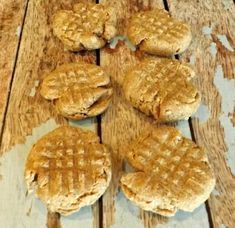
[212,188,220,196]
[222,0,233,10]
[29,80,39,97]
[16,25,21,37]
[220,224,226,228]
[110,36,125,49]
[177,120,191,138]
[60,206,92,228]
[209,42,217,58]
[0,118,95,227]
[202,26,212,36]
[189,54,196,65]
[109,36,136,51]
[68,117,97,132]
[217,35,234,52]
[0,119,58,228]
[214,65,235,175]
[193,103,211,123]
[112,192,143,228]
[157,205,209,228]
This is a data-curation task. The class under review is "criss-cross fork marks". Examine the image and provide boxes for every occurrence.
[128,59,196,114]
[135,10,188,43]
[128,128,208,196]
[62,3,110,35]
[42,63,108,100]
[33,136,108,197]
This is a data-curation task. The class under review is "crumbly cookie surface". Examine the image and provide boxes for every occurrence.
[25,126,111,215]
[52,2,117,51]
[123,58,200,122]
[127,8,192,56]
[121,126,215,216]
[40,63,112,120]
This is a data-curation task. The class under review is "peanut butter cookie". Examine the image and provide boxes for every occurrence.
[25,126,111,215]
[127,9,192,56]
[52,2,117,51]
[40,63,112,120]
[123,58,200,122]
[121,126,215,216]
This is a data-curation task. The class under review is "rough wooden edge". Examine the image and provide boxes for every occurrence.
[0,0,29,141]
[0,0,99,227]
[167,0,235,227]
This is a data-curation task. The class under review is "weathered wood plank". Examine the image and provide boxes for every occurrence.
[100,0,210,227]
[167,0,235,227]
[0,0,28,132]
[0,0,99,227]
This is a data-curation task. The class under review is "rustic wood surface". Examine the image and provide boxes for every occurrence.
[167,1,235,227]
[0,0,28,133]
[0,0,98,228]
[0,0,234,227]
[99,0,211,228]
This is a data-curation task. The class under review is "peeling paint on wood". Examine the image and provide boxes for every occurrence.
[157,205,209,228]
[111,192,143,228]
[209,42,217,58]
[29,80,39,97]
[220,224,226,228]
[214,65,235,175]
[16,25,21,37]
[217,35,234,52]
[202,26,212,36]
[68,118,97,132]
[109,36,136,51]
[193,103,211,124]
[0,118,96,227]
[60,207,93,228]
[189,54,196,65]
[212,189,220,196]
[222,0,233,10]
[176,120,192,138]
[0,119,58,228]
[167,0,235,226]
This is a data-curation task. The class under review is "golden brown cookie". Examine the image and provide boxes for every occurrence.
[127,9,192,56]
[123,58,200,122]
[25,126,111,215]
[40,63,112,120]
[52,2,117,51]
[121,126,215,216]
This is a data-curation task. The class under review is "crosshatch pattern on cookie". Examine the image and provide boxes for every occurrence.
[126,128,210,187]
[123,58,200,122]
[25,126,111,215]
[121,127,215,216]
[52,2,117,51]
[40,63,112,120]
[127,9,191,56]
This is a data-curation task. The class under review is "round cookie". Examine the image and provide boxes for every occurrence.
[52,2,117,51]
[123,58,200,122]
[121,126,215,216]
[127,8,192,56]
[25,126,111,215]
[40,62,112,120]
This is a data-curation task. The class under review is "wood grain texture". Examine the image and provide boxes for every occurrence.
[0,0,28,133]
[167,0,235,227]
[99,0,210,227]
[0,0,98,227]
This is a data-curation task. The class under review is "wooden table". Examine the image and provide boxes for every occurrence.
[0,0,234,227]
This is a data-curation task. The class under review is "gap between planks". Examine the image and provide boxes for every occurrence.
[164,0,219,227]
[95,47,104,228]
[0,0,30,151]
